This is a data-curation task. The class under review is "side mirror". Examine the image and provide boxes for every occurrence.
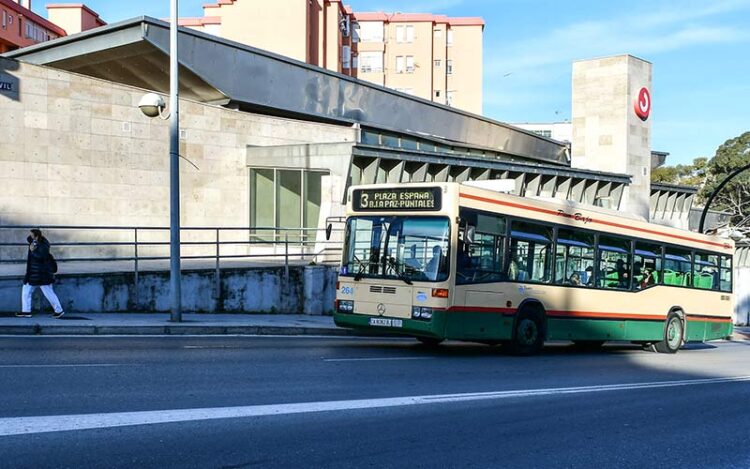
[325,223,333,241]
[465,225,476,245]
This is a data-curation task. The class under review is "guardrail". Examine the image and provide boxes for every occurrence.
[0,221,345,300]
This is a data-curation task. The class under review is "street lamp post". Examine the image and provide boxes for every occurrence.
[169,0,182,322]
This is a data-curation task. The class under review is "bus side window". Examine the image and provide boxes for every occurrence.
[664,248,692,287]
[555,229,594,287]
[719,255,732,292]
[508,221,552,284]
[693,252,719,290]
[633,242,662,290]
[597,235,632,290]
[457,208,506,284]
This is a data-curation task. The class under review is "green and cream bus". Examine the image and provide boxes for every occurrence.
[333,182,734,354]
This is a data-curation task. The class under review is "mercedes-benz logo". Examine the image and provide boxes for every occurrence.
[377,303,386,316]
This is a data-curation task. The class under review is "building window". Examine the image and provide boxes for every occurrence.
[395,56,404,73]
[434,28,443,38]
[447,29,454,45]
[434,59,441,67]
[446,60,453,75]
[406,55,415,73]
[446,90,455,106]
[533,130,552,138]
[435,90,441,98]
[249,168,328,241]
[342,45,351,69]
[406,25,414,42]
[2,10,6,30]
[358,21,384,42]
[395,25,405,43]
[352,55,359,70]
[359,51,383,73]
[352,22,360,42]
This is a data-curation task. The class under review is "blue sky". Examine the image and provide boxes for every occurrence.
[33,0,750,165]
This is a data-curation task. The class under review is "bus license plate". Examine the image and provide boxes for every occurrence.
[369,318,403,328]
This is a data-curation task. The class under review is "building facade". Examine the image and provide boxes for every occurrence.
[0,0,104,54]
[0,0,65,53]
[178,1,484,114]
[46,3,105,36]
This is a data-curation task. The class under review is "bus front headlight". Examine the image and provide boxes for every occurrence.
[338,300,354,313]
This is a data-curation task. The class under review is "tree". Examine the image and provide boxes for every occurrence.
[650,157,709,197]
[699,131,750,227]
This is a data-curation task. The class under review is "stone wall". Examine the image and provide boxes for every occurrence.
[0,265,338,314]
[0,57,356,242]
[571,55,652,219]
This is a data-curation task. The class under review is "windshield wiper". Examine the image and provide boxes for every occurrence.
[386,257,413,285]
[352,255,370,281]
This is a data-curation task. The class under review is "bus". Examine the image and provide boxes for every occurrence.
[333,182,734,354]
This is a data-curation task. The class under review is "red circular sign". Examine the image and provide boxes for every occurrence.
[634,87,651,121]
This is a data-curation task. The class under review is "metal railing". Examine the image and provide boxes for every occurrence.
[0,222,345,301]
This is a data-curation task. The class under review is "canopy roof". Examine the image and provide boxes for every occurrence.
[6,17,569,165]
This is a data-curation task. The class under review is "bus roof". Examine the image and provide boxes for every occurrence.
[346,182,735,254]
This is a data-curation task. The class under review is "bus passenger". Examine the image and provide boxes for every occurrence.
[425,245,443,280]
[584,266,594,285]
[404,244,422,270]
[639,269,655,289]
[616,259,630,288]
[569,272,582,286]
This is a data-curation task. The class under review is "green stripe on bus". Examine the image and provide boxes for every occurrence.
[547,318,664,341]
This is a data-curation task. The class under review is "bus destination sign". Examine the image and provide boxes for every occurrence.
[353,187,442,211]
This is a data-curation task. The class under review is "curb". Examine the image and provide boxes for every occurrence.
[0,325,390,337]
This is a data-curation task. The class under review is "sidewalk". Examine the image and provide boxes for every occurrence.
[0,313,360,337]
[1,313,748,339]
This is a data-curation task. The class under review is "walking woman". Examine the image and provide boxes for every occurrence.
[16,229,65,318]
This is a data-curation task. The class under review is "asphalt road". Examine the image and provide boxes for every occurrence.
[1,336,749,468]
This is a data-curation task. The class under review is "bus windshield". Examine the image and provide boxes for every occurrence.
[342,216,450,282]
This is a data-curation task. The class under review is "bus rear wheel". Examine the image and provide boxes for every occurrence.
[654,313,684,354]
[509,308,545,356]
[417,337,444,347]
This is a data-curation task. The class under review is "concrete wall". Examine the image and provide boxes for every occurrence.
[736,267,750,326]
[0,265,338,314]
[571,55,652,218]
[0,57,356,260]
[213,0,309,63]
[446,24,483,114]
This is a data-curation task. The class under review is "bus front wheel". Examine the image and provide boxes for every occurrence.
[510,309,545,356]
[653,313,684,354]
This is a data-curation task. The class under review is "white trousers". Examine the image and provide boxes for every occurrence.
[21,284,63,314]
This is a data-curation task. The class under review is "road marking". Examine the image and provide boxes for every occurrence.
[323,357,434,362]
[1,375,749,437]
[0,364,125,369]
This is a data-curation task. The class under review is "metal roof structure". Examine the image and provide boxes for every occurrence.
[5,16,569,165]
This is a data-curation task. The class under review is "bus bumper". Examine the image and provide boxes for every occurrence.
[333,311,446,339]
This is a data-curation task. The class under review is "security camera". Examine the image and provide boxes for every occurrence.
[138,93,166,118]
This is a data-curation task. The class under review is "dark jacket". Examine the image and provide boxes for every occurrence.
[24,237,55,286]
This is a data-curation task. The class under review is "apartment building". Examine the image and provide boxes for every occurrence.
[179,1,484,114]
[0,0,104,53]
[0,0,64,53]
